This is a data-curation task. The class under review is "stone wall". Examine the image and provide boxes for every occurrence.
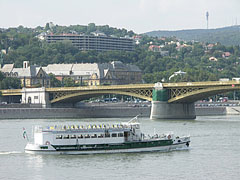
[0,106,237,119]
[0,106,150,119]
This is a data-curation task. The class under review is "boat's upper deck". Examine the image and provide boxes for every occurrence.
[35,122,140,134]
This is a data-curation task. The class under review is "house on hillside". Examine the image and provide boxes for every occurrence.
[148,45,169,56]
[209,57,218,62]
[222,52,231,58]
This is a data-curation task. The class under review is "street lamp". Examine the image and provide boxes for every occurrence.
[169,70,186,81]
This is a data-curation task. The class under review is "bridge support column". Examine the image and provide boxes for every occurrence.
[150,83,196,119]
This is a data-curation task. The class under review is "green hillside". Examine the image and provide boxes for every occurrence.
[145,26,240,46]
[1,23,240,95]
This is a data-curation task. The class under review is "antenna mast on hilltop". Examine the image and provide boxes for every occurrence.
[206,11,209,29]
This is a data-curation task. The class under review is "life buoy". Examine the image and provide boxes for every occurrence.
[167,135,171,139]
[45,141,50,145]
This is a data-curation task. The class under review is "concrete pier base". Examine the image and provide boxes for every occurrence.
[150,101,196,119]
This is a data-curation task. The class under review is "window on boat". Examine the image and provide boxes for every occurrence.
[78,134,83,139]
[70,135,76,139]
[56,135,62,139]
[98,134,104,138]
[63,135,69,139]
[111,133,117,137]
[105,133,110,138]
[118,133,123,137]
[85,134,90,138]
[91,134,97,138]
[78,135,84,139]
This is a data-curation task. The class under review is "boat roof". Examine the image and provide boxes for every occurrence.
[35,116,141,133]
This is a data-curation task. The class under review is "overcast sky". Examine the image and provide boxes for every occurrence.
[0,0,240,33]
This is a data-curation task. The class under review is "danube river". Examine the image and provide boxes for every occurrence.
[0,116,240,180]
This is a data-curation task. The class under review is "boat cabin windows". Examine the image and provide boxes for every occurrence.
[70,135,76,139]
[118,133,123,137]
[98,134,104,138]
[105,133,110,138]
[55,132,126,140]
[78,135,84,139]
[63,135,69,139]
[85,134,90,138]
[91,134,97,138]
[112,133,117,137]
[56,135,62,139]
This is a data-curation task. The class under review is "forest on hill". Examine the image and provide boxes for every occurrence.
[1,23,240,93]
[145,26,240,46]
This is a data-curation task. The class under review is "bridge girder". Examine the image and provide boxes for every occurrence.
[168,85,240,103]
[50,89,153,104]
[1,81,240,104]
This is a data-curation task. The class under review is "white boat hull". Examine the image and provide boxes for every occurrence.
[25,142,189,155]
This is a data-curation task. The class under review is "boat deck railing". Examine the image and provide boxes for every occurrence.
[35,123,135,133]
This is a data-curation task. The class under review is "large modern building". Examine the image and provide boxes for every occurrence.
[46,32,134,51]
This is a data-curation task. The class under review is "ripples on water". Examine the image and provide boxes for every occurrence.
[0,116,240,180]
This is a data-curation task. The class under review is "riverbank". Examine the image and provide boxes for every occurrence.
[0,105,239,119]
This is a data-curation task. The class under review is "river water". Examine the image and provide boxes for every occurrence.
[0,115,240,180]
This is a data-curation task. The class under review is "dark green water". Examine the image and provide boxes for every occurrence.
[0,116,240,180]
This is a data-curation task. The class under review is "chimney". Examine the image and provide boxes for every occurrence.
[23,61,30,68]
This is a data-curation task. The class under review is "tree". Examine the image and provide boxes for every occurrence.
[0,77,21,89]
[45,23,50,31]
[87,23,96,34]
[0,72,4,81]
[63,77,76,87]
[49,73,61,87]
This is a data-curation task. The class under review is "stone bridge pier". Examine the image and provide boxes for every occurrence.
[150,83,196,119]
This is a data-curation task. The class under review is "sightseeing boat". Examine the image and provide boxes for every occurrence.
[24,117,190,155]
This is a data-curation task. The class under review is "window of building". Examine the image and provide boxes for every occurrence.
[34,96,38,99]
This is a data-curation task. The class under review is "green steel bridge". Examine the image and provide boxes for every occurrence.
[1,81,240,104]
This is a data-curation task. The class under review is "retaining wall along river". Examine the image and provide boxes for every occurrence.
[0,106,238,119]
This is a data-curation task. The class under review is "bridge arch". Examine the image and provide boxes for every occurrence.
[50,90,152,104]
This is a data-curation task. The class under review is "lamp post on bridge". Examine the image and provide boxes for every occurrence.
[169,70,187,82]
